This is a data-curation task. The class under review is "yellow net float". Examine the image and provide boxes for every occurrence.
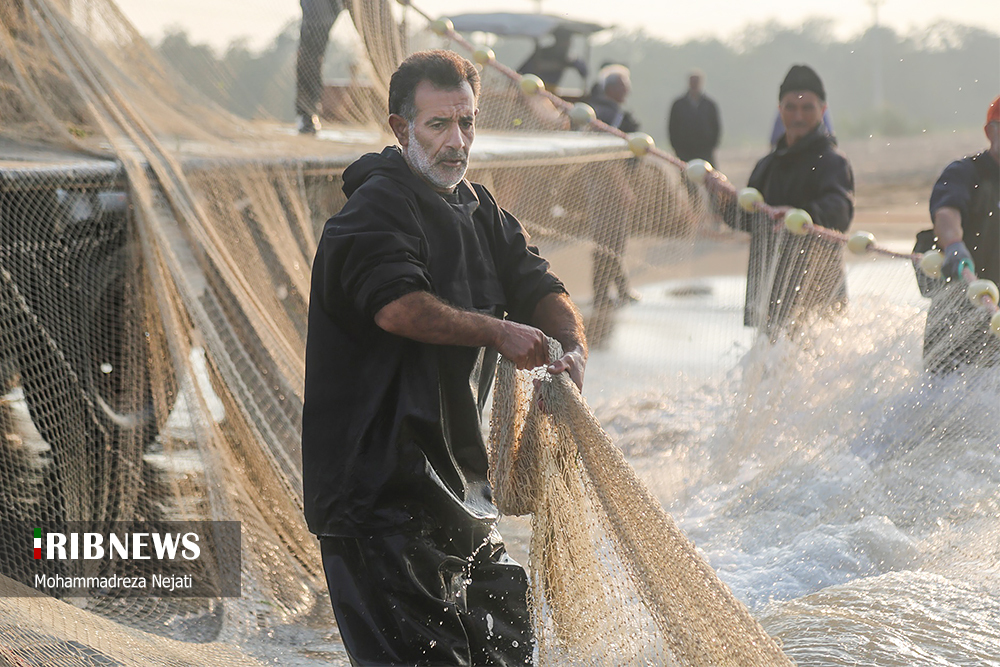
[847,231,876,255]
[568,102,596,128]
[519,74,544,95]
[685,159,713,184]
[783,208,812,235]
[472,47,495,65]
[737,187,763,212]
[966,278,999,306]
[429,17,453,35]
[627,132,654,157]
[919,249,944,278]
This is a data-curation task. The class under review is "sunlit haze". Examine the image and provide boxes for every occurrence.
[114,0,999,52]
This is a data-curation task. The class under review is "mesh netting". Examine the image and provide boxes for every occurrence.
[489,341,792,666]
[2,0,998,664]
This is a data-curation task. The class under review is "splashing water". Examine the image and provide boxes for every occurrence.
[583,262,1000,666]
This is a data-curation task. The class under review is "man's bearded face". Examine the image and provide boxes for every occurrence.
[402,80,476,193]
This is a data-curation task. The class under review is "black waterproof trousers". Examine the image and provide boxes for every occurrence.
[320,529,533,666]
[296,0,344,116]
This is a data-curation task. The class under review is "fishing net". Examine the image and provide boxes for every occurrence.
[2,0,998,664]
[489,340,792,666]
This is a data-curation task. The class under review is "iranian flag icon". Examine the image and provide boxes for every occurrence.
[34,528,41,559]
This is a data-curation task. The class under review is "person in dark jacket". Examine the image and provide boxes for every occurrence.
[923,95,1000,373]
[668,70,721,165]
[588,64,640,134]
[724,64,854,337]
[303,50,587,666]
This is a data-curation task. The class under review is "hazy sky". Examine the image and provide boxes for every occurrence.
[114,0,1000,52]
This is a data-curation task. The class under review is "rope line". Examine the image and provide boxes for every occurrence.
[400,0,1000,320]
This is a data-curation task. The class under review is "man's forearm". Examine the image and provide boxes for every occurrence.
[374,290,552,371]
[530,292,587,389]
[374,290,500,348]
[531,292,587,359]
[933,206,964,247]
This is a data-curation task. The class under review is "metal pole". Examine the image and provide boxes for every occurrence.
[868,0,885,111]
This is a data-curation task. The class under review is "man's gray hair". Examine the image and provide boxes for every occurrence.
[389,50,480,121]
[599,64,631,89]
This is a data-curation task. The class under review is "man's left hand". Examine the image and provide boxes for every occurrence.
[547,346,586,390]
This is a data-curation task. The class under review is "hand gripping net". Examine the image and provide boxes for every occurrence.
[488,340,794,666]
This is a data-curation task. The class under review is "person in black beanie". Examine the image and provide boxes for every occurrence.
[723,64,855,337]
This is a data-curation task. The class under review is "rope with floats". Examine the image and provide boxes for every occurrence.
[398,0,1000,338]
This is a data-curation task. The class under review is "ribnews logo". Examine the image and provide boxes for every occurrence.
[31,527,201,561]
[5,522,241,598]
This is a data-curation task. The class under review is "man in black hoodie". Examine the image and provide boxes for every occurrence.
[303,50,587,666]
[725,64,854,337]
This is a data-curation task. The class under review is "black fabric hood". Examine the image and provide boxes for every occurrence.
[342,146,440,202]
[342,145,482,213]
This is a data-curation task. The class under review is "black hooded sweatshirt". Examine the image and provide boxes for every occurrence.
[302,146,565,537]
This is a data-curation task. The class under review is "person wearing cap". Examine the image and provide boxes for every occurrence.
[922,95,1000,373]
[724,64,855,337]
[588,64,640,134]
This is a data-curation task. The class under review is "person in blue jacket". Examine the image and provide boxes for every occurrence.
[922,95,1000,372]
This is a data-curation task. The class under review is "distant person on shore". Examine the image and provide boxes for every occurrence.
[587,60,624,99]
[296,0,345,134]
[588,64,640,133]
[922,94,1000,373]
[723,64,855,337]
[587,65,641,312]
[517,27,587,91]
[668,70,721,165]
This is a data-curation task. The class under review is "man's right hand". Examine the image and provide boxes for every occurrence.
[494,320,550,371]
[942,241,974,280]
